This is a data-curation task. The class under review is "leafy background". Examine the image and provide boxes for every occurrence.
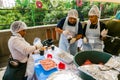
[0,0,120,30]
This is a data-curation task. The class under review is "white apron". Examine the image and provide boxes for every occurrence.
[25,54,34,80]
[82,20,103,51]
[59,17,79,55]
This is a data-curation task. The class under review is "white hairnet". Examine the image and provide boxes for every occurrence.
[88,5,100,17]
[67,9,78,19]
[10,21,27,34]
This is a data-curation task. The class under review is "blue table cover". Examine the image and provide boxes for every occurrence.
[35,64,58,80]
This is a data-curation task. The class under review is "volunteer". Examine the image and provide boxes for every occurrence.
[3,21,43,80]
[82,5,108,51]
[55,9,83,55]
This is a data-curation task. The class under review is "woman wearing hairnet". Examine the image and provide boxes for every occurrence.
[55,9,83,55]
[82,5,108,51]
[3,21,43,80]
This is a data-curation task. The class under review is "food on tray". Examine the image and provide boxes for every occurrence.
[57,53,73,64]
[40,59,57,71]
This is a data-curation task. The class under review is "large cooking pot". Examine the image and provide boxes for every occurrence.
[73,50,112,80]
[74,51,112,67]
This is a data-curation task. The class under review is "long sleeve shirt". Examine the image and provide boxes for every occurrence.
[8,33,36,63]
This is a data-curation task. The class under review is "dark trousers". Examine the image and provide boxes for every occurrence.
[3,62,27,80]
[23,76,27,80]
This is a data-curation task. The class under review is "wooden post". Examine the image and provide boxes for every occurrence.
[46,29,52,39]
[52,28,56,40]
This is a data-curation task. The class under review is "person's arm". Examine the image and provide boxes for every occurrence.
[75,34,82,40]
[82,24,89,43]
[69,22,83,44]
[100,22,108,40]
[83,24,87,37]
[100,22,107,32]
[75,22,83,40]
[55,27,63,34]
[55,17,66,34]
[13,38,38,55]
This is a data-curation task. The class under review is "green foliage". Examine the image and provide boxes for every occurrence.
[0,0,120,30]
[0,10,20,29]
[42,1,69,25]
[16,0,30,8]
[43,10,67,25]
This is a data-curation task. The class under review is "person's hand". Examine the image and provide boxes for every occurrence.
[70,38,76,44]
[101,29,108,37]
[62,30,71,36]
[40,46,45,51]
[83,37,88,44]
[33,46,45,54]
[33,49,40,54]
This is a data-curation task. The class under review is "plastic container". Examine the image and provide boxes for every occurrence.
[35,64,58,80]
[74,50,112,80]
[58,62,66,70]
[57,53,73,64]
[33,37,42,45]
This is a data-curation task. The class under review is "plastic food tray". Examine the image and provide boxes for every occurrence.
[40,59,57,71]
[57,53,73,64]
